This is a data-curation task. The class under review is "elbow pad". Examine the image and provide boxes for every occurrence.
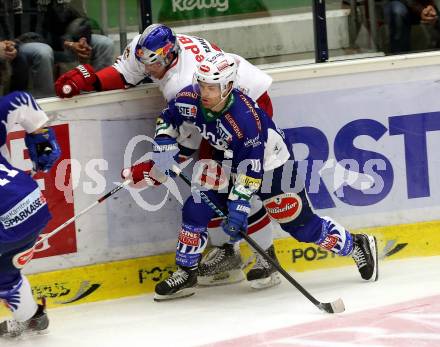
[96,66,126,91]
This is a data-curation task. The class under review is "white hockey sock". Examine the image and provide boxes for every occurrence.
[6,275,38,322]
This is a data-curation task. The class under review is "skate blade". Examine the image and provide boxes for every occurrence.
[249,272,282,290]
[26,328,50,337]
[368,235,379,282]
[1,328,49,339]
[198,269,245,287]
[153,288,196,302]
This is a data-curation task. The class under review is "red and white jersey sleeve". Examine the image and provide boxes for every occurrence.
[113,34,148,86]
[231,53,272,101]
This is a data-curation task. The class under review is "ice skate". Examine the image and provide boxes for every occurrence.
[352,233,379,281]
[247,245,281,289]
[198,243,245,286]
[154,266,198,301]
[0,298,49,338]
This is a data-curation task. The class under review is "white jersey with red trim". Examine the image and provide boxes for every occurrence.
[113,34,272,102]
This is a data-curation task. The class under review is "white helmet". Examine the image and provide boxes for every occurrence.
[194,52,238,96]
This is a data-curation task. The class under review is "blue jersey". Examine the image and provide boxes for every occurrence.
[156,86,290,200]
[0,92,51,243]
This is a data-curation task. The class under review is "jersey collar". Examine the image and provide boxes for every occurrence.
[201,93,235,123]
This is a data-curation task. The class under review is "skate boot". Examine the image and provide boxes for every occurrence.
[0,298,49,338]
[198,243,245,286]
[154,266,198,301]
[352,233,379,281]
[246,245,281,289]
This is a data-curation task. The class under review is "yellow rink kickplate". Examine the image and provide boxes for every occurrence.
[1,220,439,317]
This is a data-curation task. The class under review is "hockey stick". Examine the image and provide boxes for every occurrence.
[173,166,345,314]
[35,180,132,246]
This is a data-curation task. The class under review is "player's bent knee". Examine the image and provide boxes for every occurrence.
[182,196,216,226]
[263,192,318,241]
[263,192,304,224]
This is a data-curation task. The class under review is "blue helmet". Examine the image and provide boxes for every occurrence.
[135,24,179,66]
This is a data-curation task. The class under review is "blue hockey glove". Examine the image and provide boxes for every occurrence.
[222,199,251,240]
[152,136,180,176]
[24,127,61,172]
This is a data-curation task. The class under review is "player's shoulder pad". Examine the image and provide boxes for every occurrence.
[175,84,199,103]
[172,85,200,120]
[229,89,263,137]
[0,91,41,114]
[118,34,140,63]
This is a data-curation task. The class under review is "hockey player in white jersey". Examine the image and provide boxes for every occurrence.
[55,24,281,289]
[0,91,61,337]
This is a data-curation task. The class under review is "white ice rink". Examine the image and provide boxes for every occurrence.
[2,255,440,347]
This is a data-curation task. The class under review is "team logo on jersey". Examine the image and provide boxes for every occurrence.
[176,102,197,118]
[12,245,36,269]
[264,193,302,223]
[200,65,210,72]
[0,188,46,229]
[197,123,230,152]
[216,119,232,143]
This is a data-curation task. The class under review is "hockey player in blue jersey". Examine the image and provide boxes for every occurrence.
[0,92,61,337]
[124,52,379,301]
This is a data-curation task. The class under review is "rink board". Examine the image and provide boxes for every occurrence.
[1,220,439,317]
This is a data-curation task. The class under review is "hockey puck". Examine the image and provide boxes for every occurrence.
[62,85,72,94]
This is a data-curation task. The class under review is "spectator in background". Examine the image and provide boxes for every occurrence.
[384,0,440,53]
[37,0,114,71]
[1,0,114,97]
[0,0,54,98]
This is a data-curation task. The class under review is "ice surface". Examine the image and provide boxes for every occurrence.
[2,256,440,347]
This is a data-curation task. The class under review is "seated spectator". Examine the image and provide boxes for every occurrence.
[384,0,440,53]
[38,0,114,71]
[0,0,114,97]
[0,20,54,98]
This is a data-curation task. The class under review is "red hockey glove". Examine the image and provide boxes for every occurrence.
[121,160,168,188]
[55,64,97,98]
